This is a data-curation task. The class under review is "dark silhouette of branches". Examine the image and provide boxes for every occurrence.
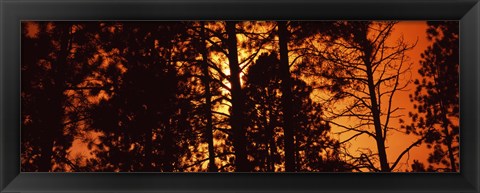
[301,21,420,172]
[21,21,457,173]
[405,21,459,172]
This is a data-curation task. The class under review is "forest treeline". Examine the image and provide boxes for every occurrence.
[21,21,459,172]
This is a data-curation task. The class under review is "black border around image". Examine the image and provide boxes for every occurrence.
[1,0,479,192]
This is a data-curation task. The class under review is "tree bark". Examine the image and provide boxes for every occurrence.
[362,37,390,172]
[38,24,71,172]
[200,22,218,172]
[278,21,296,172]
[439,98,457,172]
[226,21,248,172]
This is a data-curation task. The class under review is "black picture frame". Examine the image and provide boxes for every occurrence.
[1,0,479,192]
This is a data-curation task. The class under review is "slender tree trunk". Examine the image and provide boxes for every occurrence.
[264,109,273,172]
[295,132,300,171]
[200,22,218,172]
[162,121,175,172]
[122,135,132,171]
[143,38,157,172]
[439,99,457,172]
[362,40,390,172]
[267,107,277,172]
[442,121,457,172]
[278,21,296,172]
[261,104,271,171]
[38,24,71,171]
[38,122,55,171]
[144,129,153,171]
[226,21,248,172]
[433,65,457,172]
[264,91,276,172]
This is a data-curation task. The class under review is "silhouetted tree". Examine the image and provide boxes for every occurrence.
[405,21,459,172]
[305,21,419,172]
[183,21,277,171]
[86,22,202,171]
[21,21,449,173]
[243,53,283,171]
[22,22,102,171]
[224,21,249,171]
[243,53,350,172]
[277,21,297,172]
[290,79,349,172]
[199,21,218,172]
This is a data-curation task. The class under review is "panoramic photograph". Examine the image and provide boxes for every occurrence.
[21,21,459,172]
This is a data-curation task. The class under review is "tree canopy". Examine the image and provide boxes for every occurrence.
[21,21,459,172]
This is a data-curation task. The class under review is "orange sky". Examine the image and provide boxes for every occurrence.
[24,21,455,172]
[326,21,433,171]
[67,21,437,172]
[383,21,431,171]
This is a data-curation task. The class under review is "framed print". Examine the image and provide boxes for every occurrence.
[1,0,479,192]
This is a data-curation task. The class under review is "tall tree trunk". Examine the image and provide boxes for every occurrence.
[264,108,273,172]
[439,98,457,172]
[278,21,296,172]
[362,39,390,172]
[144,129,153,171]
[226,21,248,172]
[162,121,175,172]
[442,119,457,172]
[433,64,456,172]
[143,39,156,172]
[200,22,218,172]
[267,105,277,172]
[261,104,271,171]
[38,24,71,171]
